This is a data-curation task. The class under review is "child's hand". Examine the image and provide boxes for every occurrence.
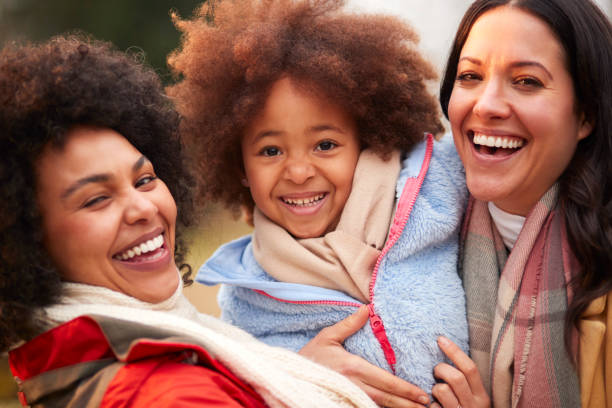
[299,306,429,408]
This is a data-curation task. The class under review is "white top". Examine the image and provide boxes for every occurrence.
[488,202,526,250]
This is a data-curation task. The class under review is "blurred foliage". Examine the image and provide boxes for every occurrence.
[0,355,15,400]
[0,0,205,83]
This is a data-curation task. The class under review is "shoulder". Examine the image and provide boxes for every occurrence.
[429,132,465,184]
[398,133,464,186]
[397,133,467,210]
[578,292,612,408]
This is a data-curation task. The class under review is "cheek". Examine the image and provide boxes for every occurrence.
[332,157,359,199]
[157,185,178,226]
[245,168,273,203]
[448,91,468,133]
[43,217,105,275]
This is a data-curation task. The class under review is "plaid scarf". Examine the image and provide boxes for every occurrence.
[461,185,581,408]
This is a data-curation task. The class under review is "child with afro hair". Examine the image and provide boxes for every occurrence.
[168,0,469,398]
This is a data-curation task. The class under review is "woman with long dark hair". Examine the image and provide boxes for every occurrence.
[432,0,612,407]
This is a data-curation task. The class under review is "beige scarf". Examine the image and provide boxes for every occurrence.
[42,278,377,408]
[252,149,401,303]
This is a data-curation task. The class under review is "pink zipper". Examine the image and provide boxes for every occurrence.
[365,134,433,372]
[254,134,434,373]
[369,134,434,300]
[253,289,362,308]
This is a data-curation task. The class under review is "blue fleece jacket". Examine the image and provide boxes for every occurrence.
[197,134,469,394]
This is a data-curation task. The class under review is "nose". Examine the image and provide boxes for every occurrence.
[283,155,316,185]
[123,189,158,224]
[473,79,511,120]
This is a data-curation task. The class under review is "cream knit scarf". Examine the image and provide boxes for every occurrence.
[43,277,376,408]
[253,149,401,302]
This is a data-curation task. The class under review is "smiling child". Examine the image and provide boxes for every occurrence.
[168,0,469,395]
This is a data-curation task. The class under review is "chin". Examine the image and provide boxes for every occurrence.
[466,175,511,202]
[136,272,180,303]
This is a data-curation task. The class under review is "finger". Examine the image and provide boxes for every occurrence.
[432,382,460,408]
[359,368,429,405]
[438,337,486,396]
[359,382,427,408]
[433,363,471,401]
[320,305,370,343]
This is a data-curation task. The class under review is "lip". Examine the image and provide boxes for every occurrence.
[112,227,173,272]
[280,190,328,199]
[113,245,172,272]
[466,128,526,164]
[114,227,165,256]
[468,127,524,139]
[278,191,329,216]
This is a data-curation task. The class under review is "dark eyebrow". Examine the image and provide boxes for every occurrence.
[250,125,345,144]
[458,57,553,80]
[509,61,553,80]
[309,124,345,134]
[252,130,283,143]
[458,56,481,65]
[61,155,149,200]
[61,174,110,200]
[133,155,149,172]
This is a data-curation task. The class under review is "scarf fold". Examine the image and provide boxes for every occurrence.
[42,277,376,408]
[252,149,401,303]
[461,184,581,408]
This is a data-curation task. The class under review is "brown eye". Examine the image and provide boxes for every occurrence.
[456,72,481,82]
[515,77,543,88]
[135,175,157,188]
[316,140,337,151]
[260,146,281,157]
[83,195,108,208]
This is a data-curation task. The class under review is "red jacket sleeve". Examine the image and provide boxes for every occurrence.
[101,356,266,408]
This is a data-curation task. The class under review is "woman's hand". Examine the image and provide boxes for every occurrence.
[431,337,490,408]
[299,306,430,408]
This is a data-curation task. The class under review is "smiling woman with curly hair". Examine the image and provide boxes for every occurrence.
[0,35,194,351]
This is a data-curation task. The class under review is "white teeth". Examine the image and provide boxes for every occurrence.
[473,132,524,149]
[283,194,325,206]
[115,234,164,261]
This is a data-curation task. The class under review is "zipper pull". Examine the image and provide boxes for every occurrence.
[367,304,397,371]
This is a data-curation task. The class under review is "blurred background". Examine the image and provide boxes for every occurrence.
[1,0,610,405]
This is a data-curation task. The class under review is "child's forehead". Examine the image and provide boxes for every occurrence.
[247,77,353,124]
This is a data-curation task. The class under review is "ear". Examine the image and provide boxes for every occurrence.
[241,177,250,187]
[577,113,594,141]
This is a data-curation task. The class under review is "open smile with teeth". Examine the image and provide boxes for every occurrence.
[281,193,326,207]
[472,131,525,154]
[114,234,164,261]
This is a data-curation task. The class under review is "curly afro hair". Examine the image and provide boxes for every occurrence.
[168,0,444,216]
[0,35,194,351]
